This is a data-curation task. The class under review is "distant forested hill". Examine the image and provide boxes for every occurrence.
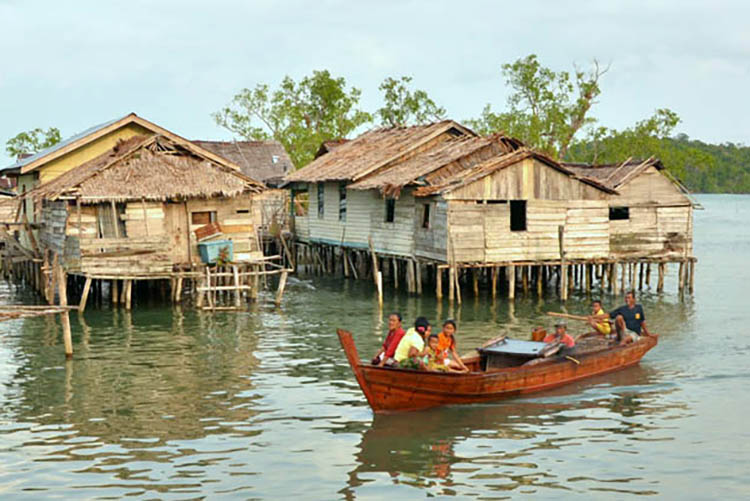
[669,135,750,193]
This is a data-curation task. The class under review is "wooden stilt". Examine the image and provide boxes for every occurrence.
[125,280,133,310]
[392,258,399,289]
[645,263,651,287]
[491,267,498,299]
[454,268,462,305]
[507,265,515,300]
[472,269,479,297]
[343,249,349,277]
[436,266,443,299]
[522,266,529,294]
[275,270,288,306]
[620,263,626,293]
[638,263,644,290]
[536,265,543,298]
[233,265,241,307]
[406,259,415,294]
[657,262,665,292]
[585,264,592,294]
[678,260,685,293]
[79,277,92,313]
[415,261,422,295]
[376,271,383,308]
[612,262,619,296]
[175,277,183,302]
[55,258,73,359]
[448,267,455,304]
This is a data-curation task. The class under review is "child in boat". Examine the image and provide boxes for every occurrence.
[543,321,576,348]
[423,333,450,372]
[437,319,469,372]
[395,317,430,369]
[586,299,612,338]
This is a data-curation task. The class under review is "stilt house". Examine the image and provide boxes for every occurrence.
[30,134,264,277]
[563,158,697,260]
[284,121,621,294]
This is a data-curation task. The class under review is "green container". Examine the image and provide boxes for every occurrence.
[197,240,233,264]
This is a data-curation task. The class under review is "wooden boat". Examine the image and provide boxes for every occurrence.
[337,329,658,413]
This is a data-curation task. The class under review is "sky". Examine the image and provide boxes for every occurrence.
[1,0,748,166]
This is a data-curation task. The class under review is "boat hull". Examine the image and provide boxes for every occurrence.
[337,329,657,413]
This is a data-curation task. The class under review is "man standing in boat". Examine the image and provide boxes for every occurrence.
[608,291,653,346]
[371,313,405,366]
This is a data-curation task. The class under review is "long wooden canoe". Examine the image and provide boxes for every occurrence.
[337,329,658,413]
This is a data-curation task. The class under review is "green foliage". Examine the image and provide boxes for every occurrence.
[213,70,372,168]
[5,127,62,158]
[467,54,606,158]
[376,76,446,127]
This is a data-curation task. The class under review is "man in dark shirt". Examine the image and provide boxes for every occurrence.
[609,291,653,346]
[371,312,405,365]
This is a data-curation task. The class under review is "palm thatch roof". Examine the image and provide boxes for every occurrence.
[561,157,664,190]
[413,149,617,197]
[30,135,264,204]
[349,133,523,196]
[284,120,476,184]
[193,139,293,187]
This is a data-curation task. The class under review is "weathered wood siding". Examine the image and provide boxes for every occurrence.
[300,182,417,257]
[445,158,607,201]
[448,199,609,263]
[414,198,447,261]
[608,167,693,259]
[186,193,259,261]
[39,200,68,256]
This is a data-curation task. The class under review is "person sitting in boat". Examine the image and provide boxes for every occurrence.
[586,299,612,337]
[609,290,653,346]
[437,319,469,372]
[394,316,430,369]
[423,333,450,372]
[371,312,405,366]
[543,321,576,348]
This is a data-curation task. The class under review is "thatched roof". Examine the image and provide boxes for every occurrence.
[349,133,523,195]
[193,140,293,187]
[413,149,617,197]
[314,138,350,159]
[562,158,664,190]
[284,120,476,184]
[30,135,264,203]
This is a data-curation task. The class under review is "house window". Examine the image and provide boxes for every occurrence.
[609,207,630,220]
[422,203,431,229]
[510,200,526,231]
[236,209,250,214]
[385,198,396,223]
[339,183,347,221]
[191,211,217,225]
[317,183,324,219]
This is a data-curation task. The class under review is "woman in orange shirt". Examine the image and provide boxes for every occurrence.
[437,320,469,372]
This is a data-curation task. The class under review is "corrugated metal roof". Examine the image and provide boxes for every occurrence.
[1,115,127,173]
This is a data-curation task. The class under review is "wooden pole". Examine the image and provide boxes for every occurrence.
[536,265,543,298]
[638,262,644,290]
[507,265,515,300]
[233,265,241,307]
[585,264,592,294]
[558,226,567,301]
[657,262,665,292]
[620,262,626,292]
[612,262,619,296]
[678,260,686,293]
[454,268,462,305]
[645,263,652,287]
[689,260,695,293]
[55,258,73,359]
[491,267,498,300]
[415,261,422,295]
[448,266,455,304]
[375,271,383,308]
[436,266,443,299]
[79,276,92,313]
[472,268,479,297]
[367,236,379,285]
[343,249,349,277]
[125,280,132,310]
[392,258,398,289]
[522,266,529,294]
[275,270,288,306]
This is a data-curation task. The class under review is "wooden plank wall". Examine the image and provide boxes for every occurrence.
[446,158,608,202]
[186,194,258,258]
[39,200,68,256]
[449,199,609,263]
[303,182,417,257]
[414,198,447,261]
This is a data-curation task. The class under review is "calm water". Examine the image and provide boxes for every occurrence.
[0,194,748,500]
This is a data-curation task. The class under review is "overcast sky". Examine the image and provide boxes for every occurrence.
[1,0,747,166]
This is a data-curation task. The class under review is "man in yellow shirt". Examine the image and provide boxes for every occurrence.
[587,299,611,336]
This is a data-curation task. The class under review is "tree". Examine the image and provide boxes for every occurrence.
[569,109,716,183]
[213,70,372,168]
[467,54,607,158]
[376,76,446,127]
[5,127,62,158]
